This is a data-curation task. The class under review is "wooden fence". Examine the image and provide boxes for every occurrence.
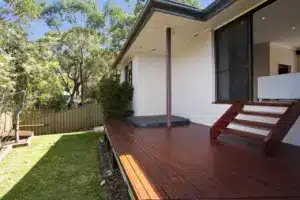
[20,104,103,135]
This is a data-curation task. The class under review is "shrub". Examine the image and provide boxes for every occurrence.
[38,92,68,112]
[98,73,133,120]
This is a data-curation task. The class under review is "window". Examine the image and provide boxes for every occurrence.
[125,62,132,85]
[215,14,251,102]
[278,64,291,74]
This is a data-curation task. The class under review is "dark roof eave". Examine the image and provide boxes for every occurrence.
[112,0,236,69]
[203,0,236,20]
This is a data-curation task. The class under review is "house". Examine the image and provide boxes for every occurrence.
[104,0,300,199]
[114,0,300,146]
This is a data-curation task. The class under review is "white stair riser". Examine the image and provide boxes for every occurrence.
[243,105,288,114]
[227,124,270,136]
[236,114,279,124]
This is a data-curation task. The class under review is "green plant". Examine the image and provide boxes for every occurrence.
[98,73,133,119]
[38,92,68,112]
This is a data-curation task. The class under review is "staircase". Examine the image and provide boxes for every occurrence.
[210,101,300,155]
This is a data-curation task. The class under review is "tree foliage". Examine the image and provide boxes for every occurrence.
[40,0,110,106]
[104,2,136,51]
[2,24,60,107]
[41,0,105,31]
[55,27,105,105]
[0,50,14,114]
[0,0,41,24]
[103,0,201,51]
[177,0,200,8]
[0,20,62,142]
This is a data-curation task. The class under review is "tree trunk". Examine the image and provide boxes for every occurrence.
[68,96,75,108]
[81,83,85,105]
[14,91,26,143]
[79,65,85,105]
[14,110,20,143]
[68,82,80,107]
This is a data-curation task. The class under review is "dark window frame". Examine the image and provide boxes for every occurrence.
[125,61,133,86]
[214,0,278,103]
[214,13,252,102]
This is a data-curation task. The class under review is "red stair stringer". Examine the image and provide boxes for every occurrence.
[210,101,300,156]
[210,102,244,141]
[264,102,300,156]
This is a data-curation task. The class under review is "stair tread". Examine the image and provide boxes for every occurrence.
[239,110,282,118]
[244,101,292,107]
[231,119,275,130]
[221,128,266,141]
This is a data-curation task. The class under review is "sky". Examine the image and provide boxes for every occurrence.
[25,0,214,41]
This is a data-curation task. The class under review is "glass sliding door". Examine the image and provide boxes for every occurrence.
[215,14,251,102]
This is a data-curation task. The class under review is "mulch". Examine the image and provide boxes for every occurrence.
[104,170,130,200]
[98,140,130,200]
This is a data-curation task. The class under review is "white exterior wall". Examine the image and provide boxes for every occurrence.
[171,31,230,125]
[131,57,139,115]
[131,54,167,116]
[131,32,230,126]
[129,31,300,146]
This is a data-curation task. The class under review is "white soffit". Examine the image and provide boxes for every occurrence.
[129,12,205,55]
[118,12,205,68]
[118,0,268,68]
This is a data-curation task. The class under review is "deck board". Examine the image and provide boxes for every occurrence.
[105,120,300,199]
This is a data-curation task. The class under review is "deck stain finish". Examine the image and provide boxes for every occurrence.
[105,120,300,199]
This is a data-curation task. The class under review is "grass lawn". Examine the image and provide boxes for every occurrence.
[0,132,106,200]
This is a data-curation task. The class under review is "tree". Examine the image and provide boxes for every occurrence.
[40,0,107,106]
[177,0,200,8]
[0,0,41,24]
[52,27,105,106]
[41,0,105,32]
[103,2,136,52]
[0,49,14,146]
[0,52,14,114]
[104,0,200,52]
[0,0,42,114]
[0,0,44,143]
[0,22,61,142]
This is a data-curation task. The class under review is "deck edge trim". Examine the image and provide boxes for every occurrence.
[104,125,137,200]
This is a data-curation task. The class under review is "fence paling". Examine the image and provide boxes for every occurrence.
[20,104,103,135]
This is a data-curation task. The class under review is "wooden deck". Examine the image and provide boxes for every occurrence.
[105,120,300,199]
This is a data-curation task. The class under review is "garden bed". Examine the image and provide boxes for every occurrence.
[98,139,130,200]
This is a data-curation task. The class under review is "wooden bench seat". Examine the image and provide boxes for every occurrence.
[119,154,159,200]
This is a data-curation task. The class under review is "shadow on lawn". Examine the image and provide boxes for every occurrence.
[2,132,106,200]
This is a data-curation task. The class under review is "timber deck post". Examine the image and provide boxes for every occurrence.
[166,27,172,128]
